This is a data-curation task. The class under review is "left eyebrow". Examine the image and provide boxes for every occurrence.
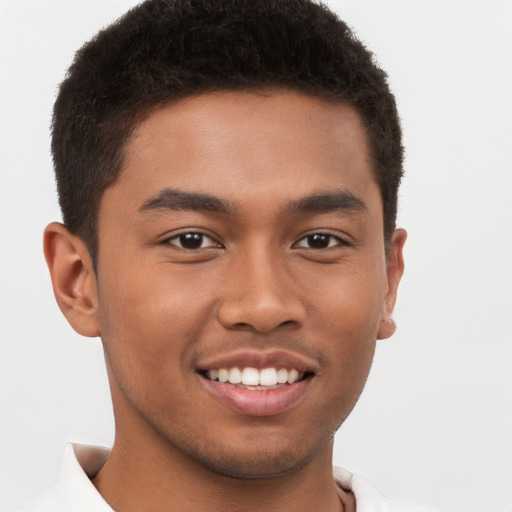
[286,190,367,215]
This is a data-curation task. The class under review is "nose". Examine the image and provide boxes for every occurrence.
[217,247,306,334]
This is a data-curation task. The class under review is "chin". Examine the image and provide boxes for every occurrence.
[161,423,337,480]
[187,445,318,480]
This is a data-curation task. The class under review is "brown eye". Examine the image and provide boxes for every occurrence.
[306,234,330,249]
[167,232,220,250]
[295,233,344,249]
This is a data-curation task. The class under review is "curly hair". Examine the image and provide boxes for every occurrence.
[52,0,403,262]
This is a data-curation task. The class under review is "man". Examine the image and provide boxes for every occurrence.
[22,0,434,510]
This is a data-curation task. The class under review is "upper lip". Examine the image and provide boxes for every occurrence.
[196,349,319,374]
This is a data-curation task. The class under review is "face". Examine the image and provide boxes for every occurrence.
[92,90,404,478]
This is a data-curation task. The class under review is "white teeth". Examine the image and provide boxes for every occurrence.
[259,367,278,386]
[206,367,304,386]
[276,368,289,384]
[228,367,242,384]
[218,368,229,383]
[287,369,299,384]
[242,367,260,386]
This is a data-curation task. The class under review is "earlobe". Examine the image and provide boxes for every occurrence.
[43,222,100,338]
[377,228,407,340]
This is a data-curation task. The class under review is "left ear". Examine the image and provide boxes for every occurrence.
[377,228,407,340]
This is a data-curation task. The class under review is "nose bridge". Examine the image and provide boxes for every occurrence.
[217,240,305,333]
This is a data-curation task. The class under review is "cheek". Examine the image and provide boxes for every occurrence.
[96,273,208,415]
[96,261,214,376]
[301,258,386,384]
[302,257,387,332]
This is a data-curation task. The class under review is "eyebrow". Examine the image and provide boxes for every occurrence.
[287,190,367,215]
[139,187,366,217]
[139,188,234,214]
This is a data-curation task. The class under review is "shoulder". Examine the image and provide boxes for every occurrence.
[334,466,439,512]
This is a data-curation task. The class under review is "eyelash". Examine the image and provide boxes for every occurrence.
[293,233,348,250]
[164,232,221,250]
[163,231,348,251]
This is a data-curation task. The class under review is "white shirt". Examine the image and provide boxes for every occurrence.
[20,444,437,512]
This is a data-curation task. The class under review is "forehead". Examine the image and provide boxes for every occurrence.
[105,89,379,216]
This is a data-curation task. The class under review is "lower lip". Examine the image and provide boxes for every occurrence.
[200,375,312,417]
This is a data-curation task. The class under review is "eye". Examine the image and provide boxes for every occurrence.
[294,233,346,249]
[166,232,221,250]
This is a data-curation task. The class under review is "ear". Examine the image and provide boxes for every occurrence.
[43,222,100,338]
[377,228,407,340]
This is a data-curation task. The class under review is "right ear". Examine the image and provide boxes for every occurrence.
[43,222,100,338]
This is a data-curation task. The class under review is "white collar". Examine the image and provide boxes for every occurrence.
[22,444,113,512]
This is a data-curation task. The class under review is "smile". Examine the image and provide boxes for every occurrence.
[197,351,317,417]
[204,367,305,389]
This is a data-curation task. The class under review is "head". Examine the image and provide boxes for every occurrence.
[51,0,403,265]
[45,0,406,483]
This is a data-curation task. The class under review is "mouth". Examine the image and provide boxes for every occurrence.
[196,351,317,416]
[199,366,313,390]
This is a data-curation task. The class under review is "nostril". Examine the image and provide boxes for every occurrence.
[279,320,299,328]
[231,322,256,331]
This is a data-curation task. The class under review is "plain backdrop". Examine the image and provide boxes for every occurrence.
[0,1,511,511]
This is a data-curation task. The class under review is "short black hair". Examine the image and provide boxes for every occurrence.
[52,0,403,263]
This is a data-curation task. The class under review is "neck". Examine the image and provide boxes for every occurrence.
[92,421,349,512]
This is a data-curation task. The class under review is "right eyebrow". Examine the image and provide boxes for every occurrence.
[138,188,235,215]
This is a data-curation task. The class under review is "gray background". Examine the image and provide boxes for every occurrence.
[1,1,511,511]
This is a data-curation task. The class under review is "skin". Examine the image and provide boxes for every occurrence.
[44,90,406,512]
